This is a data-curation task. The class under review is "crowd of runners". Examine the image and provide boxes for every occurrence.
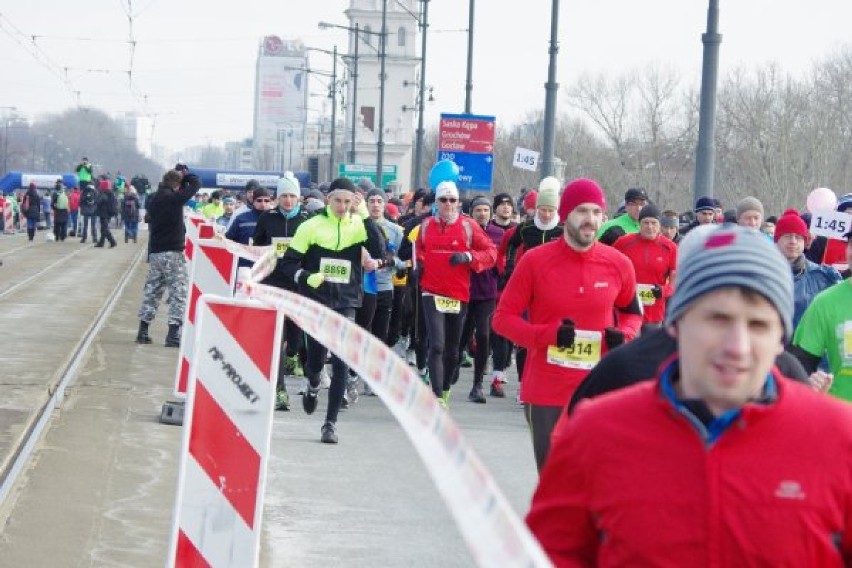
[133,159,852,564]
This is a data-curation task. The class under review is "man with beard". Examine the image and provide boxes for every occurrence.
[492,178,643,471]
[498,177,564,395]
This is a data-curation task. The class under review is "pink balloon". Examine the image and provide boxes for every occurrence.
[806,187,838,213]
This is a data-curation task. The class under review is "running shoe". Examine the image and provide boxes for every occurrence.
[489,380,506,398]
[275,387,290,411]
[468,385,486,404]
[302,387,319,415]
[321,421,338,444]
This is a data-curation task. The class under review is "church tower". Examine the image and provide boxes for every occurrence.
[344,0,419,191]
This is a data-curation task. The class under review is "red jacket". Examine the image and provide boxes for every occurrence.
[612,233,677,323]
[69,189,81,212]
[823,238,847,267]
[492,239,641,406]
[415,215,497,302]
[527,368,852,567]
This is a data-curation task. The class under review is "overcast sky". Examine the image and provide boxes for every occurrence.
[2,1,851,153]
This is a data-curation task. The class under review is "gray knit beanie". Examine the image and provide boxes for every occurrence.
[736,196,764,220]
[470,196,491,211]
[366,188,386,202]
[665,225,794,340]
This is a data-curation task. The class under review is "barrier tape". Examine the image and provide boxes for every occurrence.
[236,272,552,568]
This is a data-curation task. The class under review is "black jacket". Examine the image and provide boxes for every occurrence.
[95,189,118,218]
[146,174,200,254]
[22,188,41,220]
[79,185,99,216]
[254,206,310,290]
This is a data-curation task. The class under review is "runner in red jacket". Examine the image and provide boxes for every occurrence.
[415,180,497,405]
[527,225,852,566]
[612,203,677,326]
[492,178,642,470]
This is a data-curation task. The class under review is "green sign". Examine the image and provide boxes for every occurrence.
[338,163,397,189]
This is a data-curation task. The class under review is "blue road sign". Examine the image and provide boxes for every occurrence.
[436,150,493,191]
[437,113,496,191]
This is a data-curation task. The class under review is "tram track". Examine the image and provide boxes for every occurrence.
[0,246,146,505]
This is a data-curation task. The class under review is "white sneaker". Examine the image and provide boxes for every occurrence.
[406,349,416,366]
[319,368,331,389]
[491,370,506,384]
[393,337,407,357]
[346,377,360,404]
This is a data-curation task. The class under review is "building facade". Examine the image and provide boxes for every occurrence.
[252,36,308,172]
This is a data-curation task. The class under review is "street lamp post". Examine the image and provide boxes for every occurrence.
[414,0,430,191]
[350,24,359,163]
[464,0,475,113]
[541,0,560,179]
[376,0,388,187]
[329,45,338,180]
[2,106,18,175]
[693,0,722,202]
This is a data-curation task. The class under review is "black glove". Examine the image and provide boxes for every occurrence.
[556,319,576,349]
[651,285,663,299]
[381,250,396,268]
[604,327,625,349]
[449,252,471,266]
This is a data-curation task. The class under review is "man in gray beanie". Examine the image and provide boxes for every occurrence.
[736,196,765,230]
[529,223,852,565]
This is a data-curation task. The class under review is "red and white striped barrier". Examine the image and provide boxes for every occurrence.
[173,239,240,398]
[234,268,552,567]
[184,215,215,262]
[3,205,14,234]
[167,295,283,568]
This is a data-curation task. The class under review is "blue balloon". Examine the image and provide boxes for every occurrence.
[428,159,460,190]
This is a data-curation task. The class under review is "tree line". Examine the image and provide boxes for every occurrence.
[414,46,852,216]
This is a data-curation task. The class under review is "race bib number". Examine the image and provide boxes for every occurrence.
[844,321,852,359]
[434,295,461,314]
[637,284,656,306]
[546,330,602,370]
[319,258,352,284]
[272,237,292,258]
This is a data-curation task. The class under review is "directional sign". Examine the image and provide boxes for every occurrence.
[438,113,496,191]
[436,151,493,191]
[338,163,397,189]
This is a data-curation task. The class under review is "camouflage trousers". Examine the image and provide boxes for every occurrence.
[138,251,188,326]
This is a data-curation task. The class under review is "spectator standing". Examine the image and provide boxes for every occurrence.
[121,186,142,243]
[93,180,117,248]
[51,182,70,242]
[78,183,99,243]
[21,182,41,241]
[136,169,200,346]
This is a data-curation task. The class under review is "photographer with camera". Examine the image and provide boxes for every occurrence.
[135,165,200,347]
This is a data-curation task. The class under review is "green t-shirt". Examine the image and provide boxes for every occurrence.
[793,279,852,401]
[597,214,640,240]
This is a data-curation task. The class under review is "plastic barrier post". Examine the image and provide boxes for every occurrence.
[160,239,239,425]
[167,295,282,568]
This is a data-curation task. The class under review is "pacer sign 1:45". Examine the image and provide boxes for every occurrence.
[809,210,852,240]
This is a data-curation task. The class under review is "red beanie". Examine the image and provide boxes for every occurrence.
[559,178,607,221]
[774,208,809,242]
[522,190,538,211]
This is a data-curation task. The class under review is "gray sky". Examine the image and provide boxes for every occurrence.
[2,1,850,153]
